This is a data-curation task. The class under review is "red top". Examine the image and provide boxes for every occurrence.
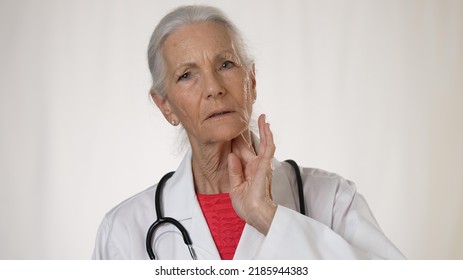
[196,193,245,260]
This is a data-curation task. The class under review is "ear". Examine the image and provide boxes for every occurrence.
[150,88,178,125]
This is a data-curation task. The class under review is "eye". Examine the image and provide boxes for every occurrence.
[220,60,235,70]
[177,72,191,82]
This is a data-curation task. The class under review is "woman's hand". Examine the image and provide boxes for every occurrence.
[228,114,277,235]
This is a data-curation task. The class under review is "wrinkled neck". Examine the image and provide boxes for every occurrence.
[190,130,252,194]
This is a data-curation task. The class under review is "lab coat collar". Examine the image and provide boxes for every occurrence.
[161,149,220,259]
[161,148,195,221]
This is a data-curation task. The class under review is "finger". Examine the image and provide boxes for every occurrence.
[231,133,256,163]
[257,114,267,157]
[267,177,273,200]
[257,114,275,162]
[228,153,244,188]
[263,122,276,160]
[255,118,275,178]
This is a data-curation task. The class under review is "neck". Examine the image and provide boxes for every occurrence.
[190,130,252,194]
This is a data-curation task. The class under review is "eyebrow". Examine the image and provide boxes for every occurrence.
[174,62,196,72]
[171,50,240,76]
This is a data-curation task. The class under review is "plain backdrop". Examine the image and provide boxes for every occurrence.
[1,0,462,259]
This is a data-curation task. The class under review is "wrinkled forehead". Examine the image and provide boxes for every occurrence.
[162,22,238,67]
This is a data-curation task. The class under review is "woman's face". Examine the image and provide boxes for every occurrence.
[156,22,256,146]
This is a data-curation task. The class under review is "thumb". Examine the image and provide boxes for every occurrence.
[228,153,244,188]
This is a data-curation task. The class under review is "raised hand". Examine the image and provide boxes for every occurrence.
[228,114,277,235]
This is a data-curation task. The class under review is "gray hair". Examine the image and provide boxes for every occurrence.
[147,5,254,98]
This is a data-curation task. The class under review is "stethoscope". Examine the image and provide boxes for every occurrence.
[145,159,305,260]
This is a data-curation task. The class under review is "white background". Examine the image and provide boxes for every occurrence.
[1,0,462,259]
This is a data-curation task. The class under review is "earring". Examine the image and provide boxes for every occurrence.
[171,120,176,126]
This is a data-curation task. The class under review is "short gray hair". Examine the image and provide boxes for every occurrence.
[147,5,254,98]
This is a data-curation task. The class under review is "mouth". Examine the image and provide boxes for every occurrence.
[206,110,234,120]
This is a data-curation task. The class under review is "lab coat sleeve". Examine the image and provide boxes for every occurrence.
[255,178,405,259]
[92,215,109,259]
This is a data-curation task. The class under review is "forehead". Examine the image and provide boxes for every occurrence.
[162,22,235,65]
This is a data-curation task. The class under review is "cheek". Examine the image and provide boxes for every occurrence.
[226,72,252,99]
[165,92,186,118]
[242,76,255,110]
[173,100,195,120]
[169,91,202,126]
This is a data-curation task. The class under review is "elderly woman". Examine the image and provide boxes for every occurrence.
[92,5,405,260]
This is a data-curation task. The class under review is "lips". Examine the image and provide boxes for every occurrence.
[206,110,234,120]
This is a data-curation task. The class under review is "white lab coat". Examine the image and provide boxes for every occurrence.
[92,148,405,260]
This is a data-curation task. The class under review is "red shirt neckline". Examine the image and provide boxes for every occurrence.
[196,193,245,260]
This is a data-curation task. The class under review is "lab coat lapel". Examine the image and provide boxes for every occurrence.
[233,224,265,259]
[190,196,221,259]
[162,149,220,259]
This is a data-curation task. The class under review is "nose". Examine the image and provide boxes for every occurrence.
[203,70,225,99]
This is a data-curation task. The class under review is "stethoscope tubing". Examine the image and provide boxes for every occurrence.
[145,171,198,260]
[284,159,306,216]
